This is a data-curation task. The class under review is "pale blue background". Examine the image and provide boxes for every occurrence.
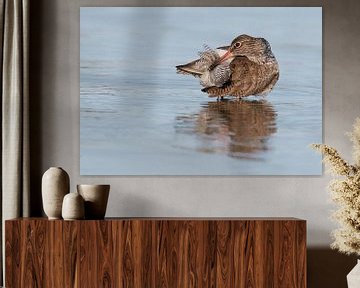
[80,7,322,175]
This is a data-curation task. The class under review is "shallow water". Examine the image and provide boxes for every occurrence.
[80,7,322,175]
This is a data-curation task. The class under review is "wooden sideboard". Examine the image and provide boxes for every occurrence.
[5,218,306,287]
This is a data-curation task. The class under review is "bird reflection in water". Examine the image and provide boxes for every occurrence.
[175,99,277,160]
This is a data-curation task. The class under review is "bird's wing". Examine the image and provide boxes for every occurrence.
[176,58,204,77]
[203,56,279,98]
[211,63,232,87]
[176,48,220,77]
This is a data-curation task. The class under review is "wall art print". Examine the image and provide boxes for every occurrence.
[80,7,322,175]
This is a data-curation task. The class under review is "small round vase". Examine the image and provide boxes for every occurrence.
[42,167,70,219]
[62,192,85,220]
[77,184,110,219]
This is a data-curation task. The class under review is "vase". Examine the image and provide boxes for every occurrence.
[62,192,85,220]
[42,167,70,219]
[347,259,360,288]
[77,184,110,219]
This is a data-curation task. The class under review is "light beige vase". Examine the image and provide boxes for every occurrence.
[77,184,110,219]
[347,260,360,288]
[62,192,85,220]
[42,167,70,219]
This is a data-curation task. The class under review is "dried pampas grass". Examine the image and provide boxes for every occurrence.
[311,118,360,256]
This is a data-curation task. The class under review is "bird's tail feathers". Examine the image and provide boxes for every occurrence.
[176,61,203,76]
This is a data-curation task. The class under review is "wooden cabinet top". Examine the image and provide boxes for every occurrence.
[6,217,305,222]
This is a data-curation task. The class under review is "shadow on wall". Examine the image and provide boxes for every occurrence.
[109,192,183,217]
[29,0,46,216]
[308,248,357,288]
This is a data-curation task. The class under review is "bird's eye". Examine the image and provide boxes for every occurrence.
[234,42,241,48]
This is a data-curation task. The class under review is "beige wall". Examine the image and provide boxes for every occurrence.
[29,1,360,286]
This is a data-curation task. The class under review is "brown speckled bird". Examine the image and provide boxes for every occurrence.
[176,35,280,99]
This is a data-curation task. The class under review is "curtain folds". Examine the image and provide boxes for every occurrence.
[0,0,30,284]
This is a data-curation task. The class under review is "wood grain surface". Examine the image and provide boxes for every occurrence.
[6,218,306,288]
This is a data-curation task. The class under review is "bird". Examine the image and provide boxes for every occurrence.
[176,34,279,99]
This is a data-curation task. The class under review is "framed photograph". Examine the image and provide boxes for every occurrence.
[80,7,322,175]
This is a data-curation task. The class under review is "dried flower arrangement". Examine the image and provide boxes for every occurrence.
[311,118,360,256]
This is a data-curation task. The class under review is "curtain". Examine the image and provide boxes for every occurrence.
[0,0,30,284]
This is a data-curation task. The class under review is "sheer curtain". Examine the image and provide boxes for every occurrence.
[0,0,30,284]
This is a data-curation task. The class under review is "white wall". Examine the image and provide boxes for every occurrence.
[30,0,360,249]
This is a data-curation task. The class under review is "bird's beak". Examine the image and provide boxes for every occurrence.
[217,47,234,64]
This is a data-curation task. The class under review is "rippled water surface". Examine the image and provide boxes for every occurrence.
[80,7,322,175]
